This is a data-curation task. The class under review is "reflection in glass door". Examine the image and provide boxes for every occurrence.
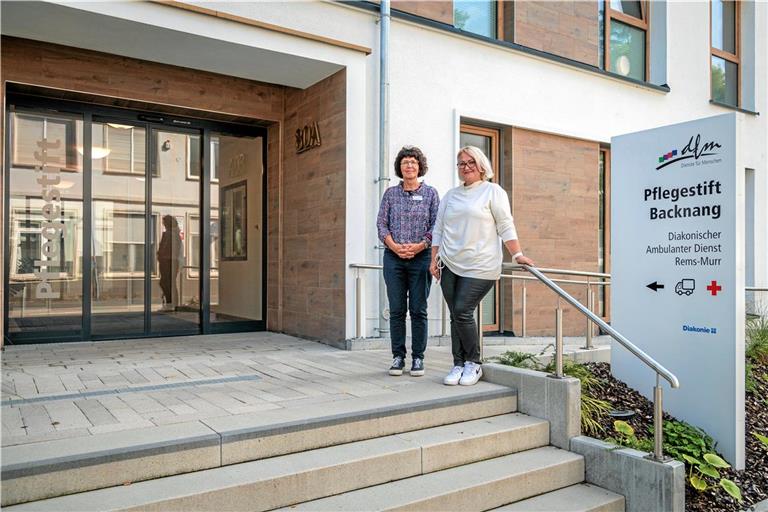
[209,133,264,326]
[5,97,266,343]
[90,121,147,337]
[6,110,84,340]
[150,129,201,335]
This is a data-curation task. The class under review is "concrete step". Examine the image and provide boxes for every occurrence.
[283,446,585,511]
[4,413,548,512]
[490,483,625,512]
[1,384,516,505]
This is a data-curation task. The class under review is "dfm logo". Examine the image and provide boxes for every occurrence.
[655,134,722,170]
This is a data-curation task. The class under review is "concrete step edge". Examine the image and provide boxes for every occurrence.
[3,413,547,512]
[281,446,585,511]
[489,483,625,512]
[1,386,517,506]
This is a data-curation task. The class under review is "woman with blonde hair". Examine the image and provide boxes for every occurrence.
[430,146,534,385]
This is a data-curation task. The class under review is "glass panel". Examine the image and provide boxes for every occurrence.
[210,133,263,323]
[460,130,497,328]
[91,121,147,336]
[610,20,645,81]
[711,56,738,106]
[7,111,84,338]
[151,130,201,334]
[610,0,642,19]
[454,0,496,38]
[712,0,736,54]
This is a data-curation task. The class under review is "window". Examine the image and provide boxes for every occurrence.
[10,209,77,278]
[711,0,740,106]
[186,214,218,278]
[101,124,146,175]
[602,0,649,81]
[186,135,218,181]
[11,113,80,170]
[454,0,497,38]
[105,212,157,276]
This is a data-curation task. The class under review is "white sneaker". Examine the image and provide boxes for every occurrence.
[459,362,483,386]
[443,365,463,386]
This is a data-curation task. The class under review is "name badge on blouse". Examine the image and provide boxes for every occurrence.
[411,195,423,201]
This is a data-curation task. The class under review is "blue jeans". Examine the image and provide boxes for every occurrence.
[383,249,432,360]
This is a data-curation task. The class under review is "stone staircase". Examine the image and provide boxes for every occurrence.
[3,381,624,512]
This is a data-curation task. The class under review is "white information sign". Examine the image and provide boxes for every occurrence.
[611,113,744,468]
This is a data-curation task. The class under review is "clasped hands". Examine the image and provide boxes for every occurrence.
[390,242,425,259]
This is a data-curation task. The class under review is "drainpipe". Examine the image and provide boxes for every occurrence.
[377,0,391,337]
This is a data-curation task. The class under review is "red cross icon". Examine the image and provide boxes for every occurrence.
[706,280,722,296]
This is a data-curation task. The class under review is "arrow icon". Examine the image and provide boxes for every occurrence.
[647,281,665,292]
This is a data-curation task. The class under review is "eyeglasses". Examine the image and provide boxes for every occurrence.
[400,159,419,167]
[456,159,477,169]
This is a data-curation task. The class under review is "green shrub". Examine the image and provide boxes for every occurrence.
[649,420,715,463]
[491,350,542,370]
[746,311,768,363]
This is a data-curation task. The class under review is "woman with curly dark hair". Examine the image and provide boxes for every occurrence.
[377,145,440,377]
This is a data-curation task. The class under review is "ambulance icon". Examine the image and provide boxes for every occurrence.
[675,279,695,296]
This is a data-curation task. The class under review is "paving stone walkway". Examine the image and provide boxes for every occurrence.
[1,332,608,448]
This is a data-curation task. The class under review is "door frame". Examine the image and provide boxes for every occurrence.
[3,92,268,343]
[460,123,501,333]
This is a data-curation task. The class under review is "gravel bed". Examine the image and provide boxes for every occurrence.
[585,362,768,512]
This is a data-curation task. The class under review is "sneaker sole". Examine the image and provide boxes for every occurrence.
[443,378,460,386]
[410,370,425,377]
[388,369,404,376]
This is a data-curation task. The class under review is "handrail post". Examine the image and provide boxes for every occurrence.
[653,373,664,460]
[355,268,363,339]
[584,278,593,349]
[478,300,484,361]
[521,281,527,338]
[554,303,563,378]
[441,295,448,337]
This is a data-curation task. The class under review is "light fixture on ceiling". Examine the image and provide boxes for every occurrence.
[55,180,75,190]
[107,123,134,130]
[616,55,631,77]
[76,146,112,159]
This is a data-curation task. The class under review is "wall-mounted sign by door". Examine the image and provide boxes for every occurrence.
[295,122,321,154]
[611,113,744,468]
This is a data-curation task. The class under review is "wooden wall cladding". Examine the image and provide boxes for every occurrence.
[280,69,347,342]
[504,128,600,336]
[392,1,453,25]
[0,37,284,121]
[513,0,599,67]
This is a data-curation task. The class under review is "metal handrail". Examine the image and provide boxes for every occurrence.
[351,261,678,460]
[504,264,679,387]
[746,287,768,292]
[505,263,678,461]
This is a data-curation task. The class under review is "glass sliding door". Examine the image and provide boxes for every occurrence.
[150,129,202,335]
[6,109,84,340]
[90,120,148,337]
[5,96,266,343]
[209,133,264,326]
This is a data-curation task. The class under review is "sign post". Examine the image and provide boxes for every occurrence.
[611,113,744,468]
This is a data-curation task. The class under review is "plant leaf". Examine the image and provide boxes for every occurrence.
[719,479,743,502]
[614,420,635,437]
[682,454,701,466]
[690,474,708,491]
[697,465,720,479]
[753,432,768,447]
[703,453,730,468]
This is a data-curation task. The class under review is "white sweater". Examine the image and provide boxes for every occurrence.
[432,181,518,280]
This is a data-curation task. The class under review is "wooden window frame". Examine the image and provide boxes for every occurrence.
[710,0,741,106]
[604,1,650,81]
[460,123,501,333]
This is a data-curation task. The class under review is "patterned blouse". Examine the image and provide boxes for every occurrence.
[377,182,440,246]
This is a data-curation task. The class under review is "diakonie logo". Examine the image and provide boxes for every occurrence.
[655,134,722,170]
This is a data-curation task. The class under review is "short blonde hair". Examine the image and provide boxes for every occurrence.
[457,146,494,182]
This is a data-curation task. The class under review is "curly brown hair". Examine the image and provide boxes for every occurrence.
[394,145,428,178]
